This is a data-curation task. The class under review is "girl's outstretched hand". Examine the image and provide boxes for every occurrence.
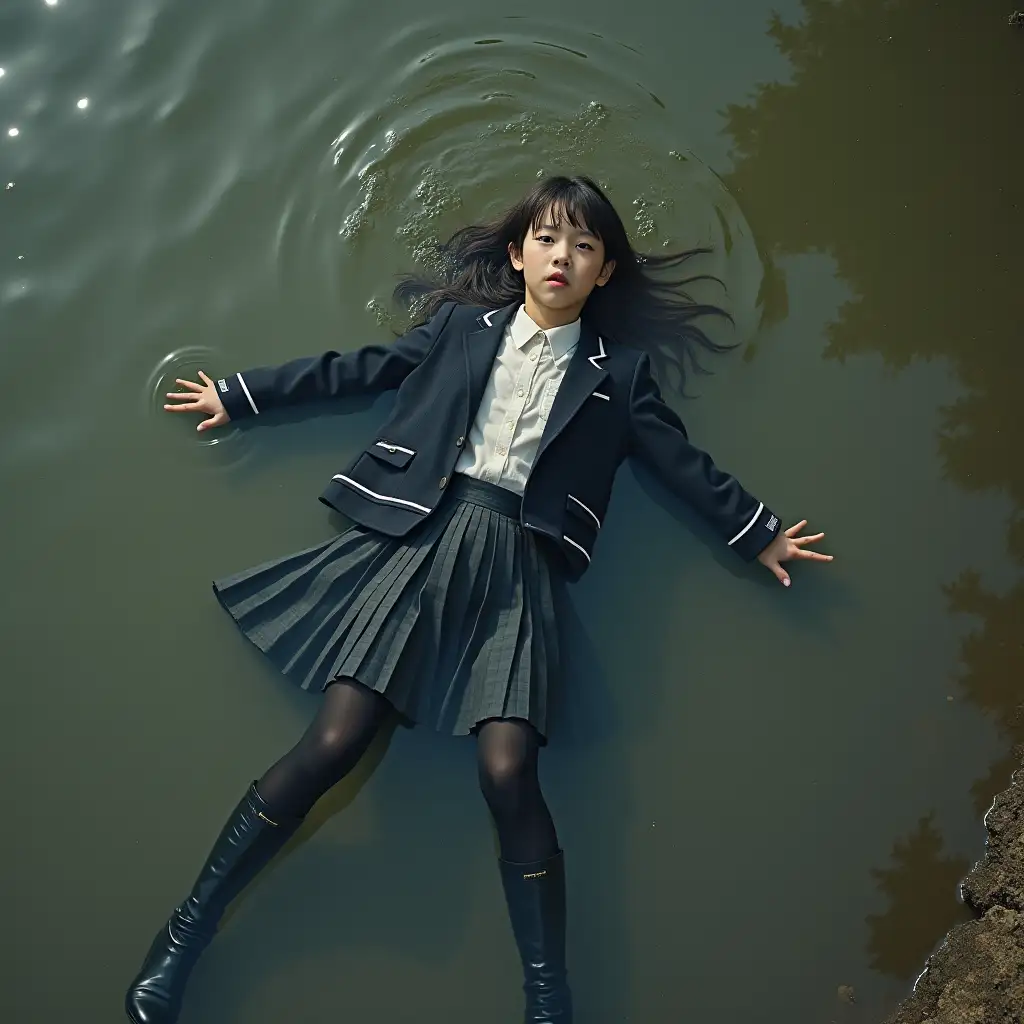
[757,520,833,587]
[164,371,230,432]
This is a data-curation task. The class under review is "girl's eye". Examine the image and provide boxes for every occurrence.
[535,235,553,243]
[577,242,594,251]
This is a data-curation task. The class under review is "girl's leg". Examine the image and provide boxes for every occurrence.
[125,679,391,1024]
[477,719,559,862]
[256,678,393,818]
[477,720,571,1023]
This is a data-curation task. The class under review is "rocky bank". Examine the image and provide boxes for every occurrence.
[883,765,1023,1024]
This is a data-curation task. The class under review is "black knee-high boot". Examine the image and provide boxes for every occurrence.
[125,783,301,1024]
[499,851,573,1023]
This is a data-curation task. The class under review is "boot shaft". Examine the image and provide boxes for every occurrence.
[180,784,296,929]
[499,852,572,1022]
[125,784,302,1024]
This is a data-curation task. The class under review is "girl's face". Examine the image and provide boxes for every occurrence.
[509,206,616,321]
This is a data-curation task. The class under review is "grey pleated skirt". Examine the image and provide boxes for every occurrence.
[212,475,564,739]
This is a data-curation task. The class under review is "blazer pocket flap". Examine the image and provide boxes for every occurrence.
[366,439,417,469]
[565,493,602,531]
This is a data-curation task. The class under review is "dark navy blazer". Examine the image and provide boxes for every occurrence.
[216,301,781,581]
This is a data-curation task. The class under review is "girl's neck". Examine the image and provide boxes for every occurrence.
[522,292,585,331]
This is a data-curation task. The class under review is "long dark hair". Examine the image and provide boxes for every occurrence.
[395,175,732,391]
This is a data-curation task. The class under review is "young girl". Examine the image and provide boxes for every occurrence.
[126,175,831,1024]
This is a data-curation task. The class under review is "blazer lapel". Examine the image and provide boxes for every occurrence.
[536,321,609,461]
[463,303,518,424]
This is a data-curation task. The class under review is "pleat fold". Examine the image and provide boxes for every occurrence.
[212,482,564,739]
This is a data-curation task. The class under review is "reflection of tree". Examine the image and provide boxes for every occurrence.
[946,571,1024,815]
[723,0,1023,558]
[721,0,1023,987]
[865,814,971,978]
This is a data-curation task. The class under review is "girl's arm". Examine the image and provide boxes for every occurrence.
[216,302,457,422]
[628,354,831,583]
[165,302,456,431]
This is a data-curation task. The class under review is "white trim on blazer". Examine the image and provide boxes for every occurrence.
[237,373,259,415]
[562,534,592,563]
[728,502,764,546]
[568,493,602,529]
[332,475,432,514]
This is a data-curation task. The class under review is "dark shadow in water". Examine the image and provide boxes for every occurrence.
[217,714,402,934]
[191,237,860,1015]
[720,0,1023,987]
[177,403,640,1020]
[633,460,858,634]
[197,369,864,1017]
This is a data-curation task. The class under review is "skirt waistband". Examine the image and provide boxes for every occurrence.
[447,474,523,519]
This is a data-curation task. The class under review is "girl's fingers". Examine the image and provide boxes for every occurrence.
[174,378,205,392]
[793,532,826,545]
[165,391,199,402]
[764,558,791,587]
[164,401,204,413]
[784,520,808,538]
[798,549,833,561]
[197,412,225,432]
[197,370,214,385]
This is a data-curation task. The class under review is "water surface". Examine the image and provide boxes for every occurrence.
[2,1,1022,1021]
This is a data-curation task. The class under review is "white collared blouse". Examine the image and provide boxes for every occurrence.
[454,304,580,494]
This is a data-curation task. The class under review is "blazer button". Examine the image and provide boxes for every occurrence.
[439,476,448,489]
[456,436,464,448]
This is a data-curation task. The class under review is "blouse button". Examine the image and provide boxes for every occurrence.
[439,476,448,489]
[530,351,538,362]
[517,389,525,398]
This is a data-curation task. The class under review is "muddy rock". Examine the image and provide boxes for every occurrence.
[882,768,1024,1024]
[961,770,1023,913]
[883,907,1023,1024]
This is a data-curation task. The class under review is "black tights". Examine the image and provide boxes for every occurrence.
[474,714,559,864]
[256,679,559,864]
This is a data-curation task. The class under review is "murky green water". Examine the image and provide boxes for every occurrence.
[3,1,1021,1021]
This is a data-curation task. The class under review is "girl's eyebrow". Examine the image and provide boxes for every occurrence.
[537,223,597,239]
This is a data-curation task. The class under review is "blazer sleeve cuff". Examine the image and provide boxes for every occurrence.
[727,502,782,562]
[215,372,261,421]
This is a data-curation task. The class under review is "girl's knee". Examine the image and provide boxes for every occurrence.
[304,721,375,778]
[479,750,529,794]
[311,725,353,763]
[478,749,538,813]
[477,718,541,809]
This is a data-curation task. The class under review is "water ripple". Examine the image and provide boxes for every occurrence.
[261,17,767,338]
[1,7,765,479]
[143,345,254,472]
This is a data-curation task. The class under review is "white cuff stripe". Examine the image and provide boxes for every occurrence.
[568,494,602,529]
[562,535,592,563]
[236,373,258,415]
[728,502,764,546]
[332,475,432,514]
